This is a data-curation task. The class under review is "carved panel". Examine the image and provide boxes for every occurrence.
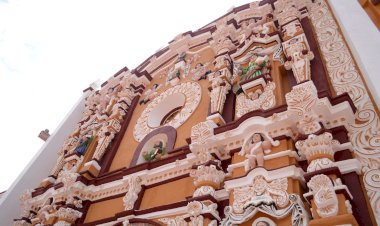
[309,0,380,223]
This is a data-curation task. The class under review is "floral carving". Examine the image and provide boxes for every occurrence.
[190,164,225,188]
[187,201,203,217]
[193,185,216,198]
[159,216,188,226]
[285,81,317,117]
[307,158,335,173]
[285,81,321,134]
[55,207,82,224]
[307,174,338,218]
[222,194,309,226]
[295,132,338,161]
[308,1,380,222]
[232,175,289,214]
[191,121,216,144]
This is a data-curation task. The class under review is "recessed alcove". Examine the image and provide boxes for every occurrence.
[130,126,177,167]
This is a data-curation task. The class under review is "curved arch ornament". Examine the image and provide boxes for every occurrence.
[134,82,202,142]
[309,0,380,223]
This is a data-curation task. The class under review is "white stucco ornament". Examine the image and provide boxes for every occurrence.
[134,82,202,142]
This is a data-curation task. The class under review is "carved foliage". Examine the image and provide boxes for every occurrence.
[232,175,289,214]
[190,164,225,188]
[191,121,216,144]
[307,174,338,218]
[56,207,82,223]
[285,81,321,134]
[295,132,338,161]
[309,1,380,222]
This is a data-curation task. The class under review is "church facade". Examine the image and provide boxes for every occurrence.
[10,0,380,225]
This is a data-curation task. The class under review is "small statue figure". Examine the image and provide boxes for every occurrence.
[239,133,272,172]
[139,84,162,105]
[166,67,181,85]
[191,62,210,81]
[74,135,92,155]
[142,141,166,161]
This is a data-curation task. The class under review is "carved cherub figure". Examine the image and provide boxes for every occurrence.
[239,133,272,172]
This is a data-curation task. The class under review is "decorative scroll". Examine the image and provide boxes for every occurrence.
[232,175,289,214]
[309,0,380,223]
[221,194,309,226]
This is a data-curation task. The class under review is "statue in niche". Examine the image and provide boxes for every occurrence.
[191,62,211,81]
[142,140,166,161]
[252,14,275,35]
[139,84,162,105]
[241,54,270,82]
[239,133,272,172]
[74,134,93,156]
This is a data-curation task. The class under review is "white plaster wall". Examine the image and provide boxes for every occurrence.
[0,91,88,225]
[328,0,380,108]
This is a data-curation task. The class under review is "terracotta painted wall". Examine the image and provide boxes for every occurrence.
[139,177,195,210]
[109,48,216,172]
[83,196,124,223]
[359,0,380,29]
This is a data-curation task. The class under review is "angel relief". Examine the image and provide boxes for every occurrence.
[232,175,289,214]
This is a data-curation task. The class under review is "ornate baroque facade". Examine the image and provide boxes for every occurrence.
[13,0,380,226]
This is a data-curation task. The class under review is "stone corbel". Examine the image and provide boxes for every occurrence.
[282,34,314,84]
[207,70,232,126]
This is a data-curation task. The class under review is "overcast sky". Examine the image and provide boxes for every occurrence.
[0,0,255,192]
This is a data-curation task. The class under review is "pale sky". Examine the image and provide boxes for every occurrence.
[0,0,254,192]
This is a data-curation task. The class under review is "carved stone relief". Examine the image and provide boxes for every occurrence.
[123,176,143,210]
[285,81,321,135]
[308,1,380,222]
[235,82,276,119]
[307,174,338,218]
[134,82,201,142]
[232,175,289,214]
